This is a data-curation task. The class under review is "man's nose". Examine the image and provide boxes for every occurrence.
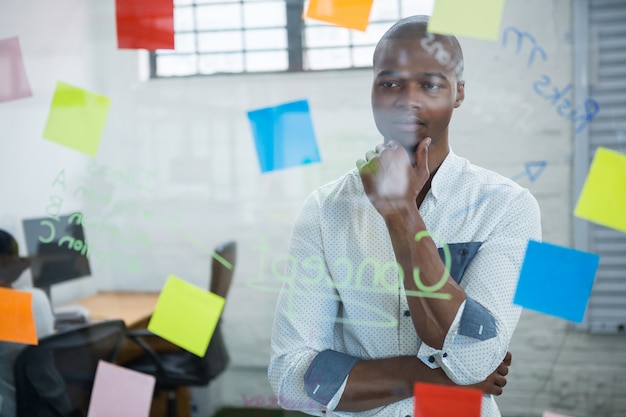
[395,83,423,109]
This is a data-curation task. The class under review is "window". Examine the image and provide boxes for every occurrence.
[150,0,433,77]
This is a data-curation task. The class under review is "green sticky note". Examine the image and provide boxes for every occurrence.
[574,147,626,234]
[43,81,111,157]
[148,275,225,357]
[427,0,505,41]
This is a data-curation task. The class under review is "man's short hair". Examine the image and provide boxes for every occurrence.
[373,15,464,80]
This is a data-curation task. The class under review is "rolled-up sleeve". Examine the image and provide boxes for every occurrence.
[417,189,541,384]
[268,193,349,415]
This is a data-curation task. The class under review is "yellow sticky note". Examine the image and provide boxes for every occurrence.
[148,275,225,357]
[43,81,111,157]
[574,147,626,234]
[0,287,38,345]
[305,0,374,32]
[427,0,505,41]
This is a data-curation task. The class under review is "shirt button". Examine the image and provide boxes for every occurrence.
[428,355,435,363]
[403,310,411,317]
[443,352,448,358]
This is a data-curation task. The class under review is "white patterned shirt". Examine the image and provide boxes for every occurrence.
[268,149,542,417]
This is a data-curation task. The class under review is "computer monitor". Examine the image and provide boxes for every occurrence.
[22,213,91,300]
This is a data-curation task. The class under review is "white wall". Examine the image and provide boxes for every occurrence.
[2,0,625,416]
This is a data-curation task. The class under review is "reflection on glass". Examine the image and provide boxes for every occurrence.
[246,51,288,72]
[243,1,286,28]
[156,54,198,76]
[199,53,244,74]
[244,29,287,51]
[198,32,244,52]
[196,4,242,31]
[305,48,351,70]
[174,6,195,31]
[304,26,350,48]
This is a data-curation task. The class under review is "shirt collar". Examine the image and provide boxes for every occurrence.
[429,147,463,201]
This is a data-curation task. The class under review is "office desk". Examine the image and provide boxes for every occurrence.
[70,291,159,329]
[68,291,191,417]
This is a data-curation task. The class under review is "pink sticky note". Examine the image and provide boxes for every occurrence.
[87,360,155,417]
[543,412,573,417]
[0,37,33,103]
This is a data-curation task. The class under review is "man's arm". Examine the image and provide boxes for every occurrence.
[335,353,511,412]
[358,139,465,349]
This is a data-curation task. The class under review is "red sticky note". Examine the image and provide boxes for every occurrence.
[0,37,33,103]
[305,0,374,32]
[414,382,482,417]
[0,287,38,345]
[116,0,175,50]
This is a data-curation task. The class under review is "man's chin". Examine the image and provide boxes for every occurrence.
[385,134,427,149]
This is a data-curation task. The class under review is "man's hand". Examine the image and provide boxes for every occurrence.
[356,138,431,216]
[468,351,512,396]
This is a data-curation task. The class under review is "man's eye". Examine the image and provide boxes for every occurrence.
[423,82,442,91]
[381,81,400,88]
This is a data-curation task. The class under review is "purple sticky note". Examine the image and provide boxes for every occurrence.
[87,360,155,417]
[0,37,33,103]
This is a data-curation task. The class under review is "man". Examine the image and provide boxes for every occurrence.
[269,15,541,417]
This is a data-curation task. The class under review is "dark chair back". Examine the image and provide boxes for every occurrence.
[14,319,126,417]
[209,241,237,299]
[204,241,236,380]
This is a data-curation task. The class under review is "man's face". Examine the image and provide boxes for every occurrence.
[371,37,464,152]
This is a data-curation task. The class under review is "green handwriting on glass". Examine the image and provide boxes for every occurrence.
[246,233,452,300]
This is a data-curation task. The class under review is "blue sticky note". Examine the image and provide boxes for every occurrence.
[247,99,321,173]
[514,240,600,323]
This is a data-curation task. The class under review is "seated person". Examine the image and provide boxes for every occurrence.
[0,229,55,417]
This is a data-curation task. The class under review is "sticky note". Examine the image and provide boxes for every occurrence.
[148,275,225,357]
[0,37,32,103]
[247,99,321,173]
[304,0,374,31]
[514,240,599,323]
[116,0,175,50]
[87,361,155,417]
[42,81,110,157]
[0,287,38,345]
[427,0,505,41]
[414,382,482,417]
[543,412,573,417]
[574,147,626,234]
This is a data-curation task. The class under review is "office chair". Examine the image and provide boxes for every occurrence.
[13,319,126,417]
[124,241,237,417]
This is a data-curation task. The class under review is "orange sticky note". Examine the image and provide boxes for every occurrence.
[305,0,374,31]
[414,382,482,417]
[0,287,38,345]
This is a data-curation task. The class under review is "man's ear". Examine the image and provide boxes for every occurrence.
[454,81,465,108]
